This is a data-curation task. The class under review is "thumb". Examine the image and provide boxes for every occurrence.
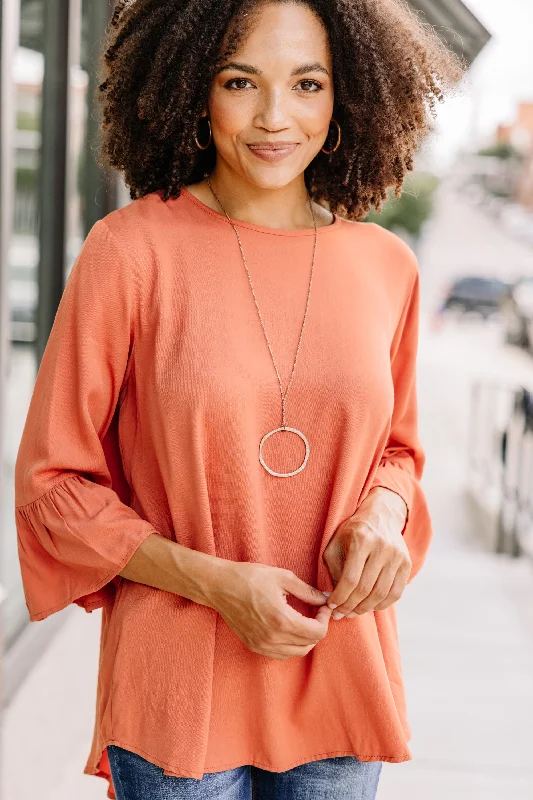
[314,603,334,626]
[280,571,330,607]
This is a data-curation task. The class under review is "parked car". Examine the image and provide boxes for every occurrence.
[502,276,533,350]
[441,275,512,319]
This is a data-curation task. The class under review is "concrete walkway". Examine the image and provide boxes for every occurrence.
[377,306,533,798]
[2,297,533,795]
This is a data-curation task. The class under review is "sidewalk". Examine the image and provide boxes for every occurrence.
[378,550,533,798]
[377,311,533,798]
[2,311,533,799]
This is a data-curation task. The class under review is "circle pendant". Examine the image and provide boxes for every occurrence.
[259,426,310,477]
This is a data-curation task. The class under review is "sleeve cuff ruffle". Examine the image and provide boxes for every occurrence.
[16,474,158,621]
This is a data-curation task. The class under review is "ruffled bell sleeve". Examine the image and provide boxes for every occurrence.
[14,219,159,622]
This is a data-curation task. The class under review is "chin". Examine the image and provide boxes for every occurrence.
[242,164,305,191]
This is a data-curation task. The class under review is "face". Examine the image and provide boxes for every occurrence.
[206,2,334,190]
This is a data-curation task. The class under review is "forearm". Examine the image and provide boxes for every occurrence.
[118,533,228,607]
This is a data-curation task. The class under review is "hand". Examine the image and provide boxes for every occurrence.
[207,561,333,661]
[322,486,412,618]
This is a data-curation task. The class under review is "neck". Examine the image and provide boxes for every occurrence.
[201,164,316,230]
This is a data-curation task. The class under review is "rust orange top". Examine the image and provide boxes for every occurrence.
[14,187,433,798]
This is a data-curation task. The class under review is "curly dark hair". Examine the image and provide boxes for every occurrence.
[95,0,464,219]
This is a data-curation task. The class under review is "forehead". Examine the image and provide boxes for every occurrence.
[229,3,331,65]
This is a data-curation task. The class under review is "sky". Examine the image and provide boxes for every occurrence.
[424,0,533,170]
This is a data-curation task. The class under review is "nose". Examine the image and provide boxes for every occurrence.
[253,87,292,131]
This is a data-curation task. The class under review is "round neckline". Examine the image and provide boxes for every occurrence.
[179,186,341,236]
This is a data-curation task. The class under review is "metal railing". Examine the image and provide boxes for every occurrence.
[468,378,533,558]
[498,387,533,558]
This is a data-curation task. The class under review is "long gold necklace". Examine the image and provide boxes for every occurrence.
[205,173,318,478]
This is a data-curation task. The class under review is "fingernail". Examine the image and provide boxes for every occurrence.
[347,612,357,618]
[322,591,331,596]
[327,602,338,609]
[332,611,344,620]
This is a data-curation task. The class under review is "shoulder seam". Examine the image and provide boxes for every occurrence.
[96,217,142,391]
[97,217,144,311]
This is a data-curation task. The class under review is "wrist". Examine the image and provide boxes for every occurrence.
[171,544,234,609]
[367,485,408,524]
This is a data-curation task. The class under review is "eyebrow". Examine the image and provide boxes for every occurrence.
[216,61,330,77]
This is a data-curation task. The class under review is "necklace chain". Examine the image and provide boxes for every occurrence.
[204,173,318,430]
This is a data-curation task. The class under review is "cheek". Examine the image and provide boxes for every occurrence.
[298,95,335,136]
[208,91,248,139]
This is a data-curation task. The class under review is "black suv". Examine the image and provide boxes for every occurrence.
[442,275,512,319]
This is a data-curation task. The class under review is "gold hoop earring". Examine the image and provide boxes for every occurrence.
[195,117,212,150]
[321,118,341,154]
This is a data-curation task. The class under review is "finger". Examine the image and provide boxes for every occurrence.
[280,571,330,607]
[264,607,329,647]
[282,602,330,641]
[334,552,385,614]
[263,642,317,660]
[351,565,397,614]
[372,563,410,611]
[314,603,334,627]
[326,542,372,610]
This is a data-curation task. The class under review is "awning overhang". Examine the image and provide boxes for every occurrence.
[408,0,491,65]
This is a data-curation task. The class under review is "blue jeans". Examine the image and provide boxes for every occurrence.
[107,745,383,799]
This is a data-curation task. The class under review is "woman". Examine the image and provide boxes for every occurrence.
[14,1,462,798]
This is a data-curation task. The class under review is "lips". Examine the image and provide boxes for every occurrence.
[247,143,299,162]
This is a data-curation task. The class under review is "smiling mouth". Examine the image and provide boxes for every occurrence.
[246,143,299,161]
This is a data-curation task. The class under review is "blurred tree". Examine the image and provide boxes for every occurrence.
[16,110,40,131]
[19,0,43,52]
[472,142,523,200]
[364,170,440,241]
[15,165,38,193]
[477,142,523,160]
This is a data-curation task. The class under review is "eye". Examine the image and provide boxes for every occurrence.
[224,78,255,90]
[296,79,324,93]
